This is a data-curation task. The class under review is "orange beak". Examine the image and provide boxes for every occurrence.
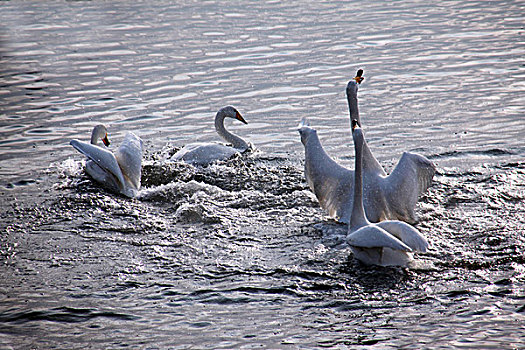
[102,134,110,147]
[236,111,248,124]
[354,69,364,84]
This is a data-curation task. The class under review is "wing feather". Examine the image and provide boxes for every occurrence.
[70,139,126,191]
[376,220,428,252]
[347,225,412,252]
[114,132,143,190]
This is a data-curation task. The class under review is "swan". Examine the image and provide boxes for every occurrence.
[70,124,143,198]
[298,70,435,224]
[347,119,428,266]
[172,106,250,166]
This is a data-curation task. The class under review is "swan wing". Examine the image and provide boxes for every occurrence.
[383,152,436,223]
[299,123,354,223]
[361,139,386,176]
[390,152,435,196]
[376,220,428,252]
[347,225,412,252]
[114,132,143,191]
[70,139,127,191]
[298,117,310,129]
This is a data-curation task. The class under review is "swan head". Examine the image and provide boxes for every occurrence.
[346,70,364,96]
[91,124,110,146]
[347,73,362,127]
[354,69,364,84]
[219,106,248,124]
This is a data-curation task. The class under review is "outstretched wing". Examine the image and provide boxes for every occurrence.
[299,121,354,223]
[383,152,436,223]
[70,139,126,191]
[394,152,435,196]
[297,117,310,129]
[114,132,143,190]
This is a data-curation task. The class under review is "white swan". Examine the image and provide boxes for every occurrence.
[172,106,250,166]
[347,120,428,266]
[70,124,143,198]
[298,70,435,224]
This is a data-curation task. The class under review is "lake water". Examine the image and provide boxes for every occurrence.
[1,0,524,348]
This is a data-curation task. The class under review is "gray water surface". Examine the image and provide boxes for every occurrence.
[1,1,524,348]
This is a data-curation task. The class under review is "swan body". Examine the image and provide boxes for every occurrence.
[172,106,250,166]
[299,72,435,224]
[70,124,143,198]
[347,121,428,266]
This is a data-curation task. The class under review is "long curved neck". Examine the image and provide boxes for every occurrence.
[347,88,361,127]
[215,113,249,150]
[90,129,99,145]
[350,134,369,231]
[347,85,386,176]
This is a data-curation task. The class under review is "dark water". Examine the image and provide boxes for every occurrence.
[1,1,524,349]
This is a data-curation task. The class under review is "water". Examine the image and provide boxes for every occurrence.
[1,0,524,348]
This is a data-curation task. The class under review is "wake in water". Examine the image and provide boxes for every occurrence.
[56,146,525,264]
[2,147,523,349]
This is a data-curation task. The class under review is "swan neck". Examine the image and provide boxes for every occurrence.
[350,133,368,231]
[347,89,360,127]
[90,129,99,145]
[215,112,249,150]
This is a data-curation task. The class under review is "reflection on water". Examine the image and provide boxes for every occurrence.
[0,0,524,348]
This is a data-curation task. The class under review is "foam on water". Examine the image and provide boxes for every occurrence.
[4,146,517,348]
[0,0,524,348]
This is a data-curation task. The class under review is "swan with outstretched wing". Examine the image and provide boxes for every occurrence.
[299,70,435,224]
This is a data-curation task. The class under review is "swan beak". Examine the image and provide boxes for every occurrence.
[354,69,364,84]
[102,134,110,147]
[236,111,248,124]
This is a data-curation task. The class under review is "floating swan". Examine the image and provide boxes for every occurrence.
[347,120,428,266]
[172,106,250,166]
[70,124,143,198]
[298,70,435,224]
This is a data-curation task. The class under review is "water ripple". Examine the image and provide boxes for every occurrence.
[0,0,524,349]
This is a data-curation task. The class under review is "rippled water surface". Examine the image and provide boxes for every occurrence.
[1,0,524,348]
